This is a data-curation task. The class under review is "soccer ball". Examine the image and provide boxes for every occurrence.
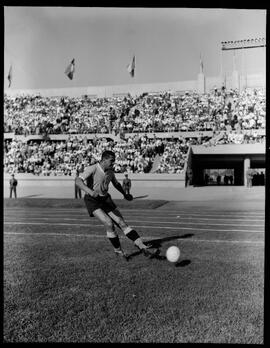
[166,246,180,263]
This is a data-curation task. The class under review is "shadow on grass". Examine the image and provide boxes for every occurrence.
[20,194,43,198]
[175,259,191,267]
[145,233,194,248]
[127,233,194,262]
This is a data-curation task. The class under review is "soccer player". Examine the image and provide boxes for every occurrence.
[75,150,159,260]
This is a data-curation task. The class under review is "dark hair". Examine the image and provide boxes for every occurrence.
[101,150,115,160]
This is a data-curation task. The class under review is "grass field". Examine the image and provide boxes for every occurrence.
[3,198,265,343]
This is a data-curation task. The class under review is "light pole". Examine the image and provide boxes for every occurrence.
[221,38,266,91]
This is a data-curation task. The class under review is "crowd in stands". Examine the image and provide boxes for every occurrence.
[3,135,195,176]
[4,86,265,175]
[202,129,265,146]
[4,87,265,136]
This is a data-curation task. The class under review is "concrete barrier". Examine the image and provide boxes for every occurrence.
[3,172,185,199]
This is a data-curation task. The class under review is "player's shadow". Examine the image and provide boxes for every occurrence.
[127,250,167,261]
[145,233,194,248]
[21,194,42,198]
[175,260,191,267]
[127,233,194,261]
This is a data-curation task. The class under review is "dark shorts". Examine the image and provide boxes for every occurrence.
[84,193,117,217]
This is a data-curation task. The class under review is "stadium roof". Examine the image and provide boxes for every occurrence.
[191,143,265,155]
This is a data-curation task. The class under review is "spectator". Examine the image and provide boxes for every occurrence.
[204,173,209,185]
[258,171,265,186]
[246,168,253,188]
[122,173,132,195]
[75,169,82,199]
[9,173,18,198]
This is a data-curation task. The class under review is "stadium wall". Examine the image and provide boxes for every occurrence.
[3,173,185,186]
[3,173,186,199]
[4,73,265,98]
[4,129,265,142]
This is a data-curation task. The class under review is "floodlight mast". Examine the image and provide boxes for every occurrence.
[221,38,266,51]
[220,38,266,90]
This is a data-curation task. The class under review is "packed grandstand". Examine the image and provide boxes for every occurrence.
[4,86,266,176]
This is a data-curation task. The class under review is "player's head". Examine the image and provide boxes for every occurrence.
[101,150,115,171]
[101,150,115,161]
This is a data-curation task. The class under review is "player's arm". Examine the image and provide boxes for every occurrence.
[75,166,98,197]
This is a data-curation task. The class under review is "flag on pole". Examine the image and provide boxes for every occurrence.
[7,65,12,87]
[65,58,75,80]
[199,54,203,73]
[127,55,135,77]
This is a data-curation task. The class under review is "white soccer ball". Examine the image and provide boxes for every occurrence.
[166,246,180,263]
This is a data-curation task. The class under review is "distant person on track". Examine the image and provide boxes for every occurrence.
[122,173,131,195]
[75,150,159,260]
[9,173,18,198]
[259,171,265,186]
[185,169,193,187]
[204,173,209,186]
[75,169,82,199]
[246,167,253,188]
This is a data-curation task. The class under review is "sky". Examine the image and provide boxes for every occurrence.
[4,6,266,90]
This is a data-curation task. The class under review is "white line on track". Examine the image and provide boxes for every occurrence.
[4,208,264,216]
[4,213,264,221]
[4,212,265,220]
[4,217,264,227]
[175,217,264,222]
[4,231,264,246]
[4,221,264,233]
[4,216,264,223]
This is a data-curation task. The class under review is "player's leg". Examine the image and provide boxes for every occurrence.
[93,208,127,259]
[108,209,160,258]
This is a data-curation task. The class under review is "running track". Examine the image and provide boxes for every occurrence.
[4,206,265,247]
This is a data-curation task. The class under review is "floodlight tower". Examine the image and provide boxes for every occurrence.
[220,38,266,91]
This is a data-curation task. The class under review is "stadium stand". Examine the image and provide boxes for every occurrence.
[3,86,265,176]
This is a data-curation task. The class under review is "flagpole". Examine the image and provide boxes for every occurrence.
[220,49,223,87]
[127,54,136,95]
[133,54,136,97]
[134,53,136,81]
[5,46,40,89]
[8,63,12,88]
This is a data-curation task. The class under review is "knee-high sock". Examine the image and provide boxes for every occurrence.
[107,231,121,250]
[123,227,147,249]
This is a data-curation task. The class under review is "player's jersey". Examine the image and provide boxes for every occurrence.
[79,163,118,196]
